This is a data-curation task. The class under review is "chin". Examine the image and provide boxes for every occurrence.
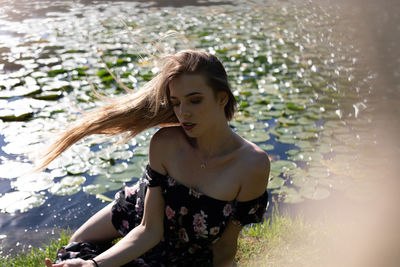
[181,126,201,138]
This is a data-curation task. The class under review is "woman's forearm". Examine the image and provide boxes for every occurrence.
[91,224,163,267]
[213,243,237,267]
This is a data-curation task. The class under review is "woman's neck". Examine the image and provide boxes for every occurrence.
[191,120,240,161]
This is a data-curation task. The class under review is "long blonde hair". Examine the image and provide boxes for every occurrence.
[36,50,237,171]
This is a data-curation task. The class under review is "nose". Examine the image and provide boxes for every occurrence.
[179,103,191,118]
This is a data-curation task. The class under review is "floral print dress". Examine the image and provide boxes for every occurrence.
[110,164,269,267]
[53,164,269,267]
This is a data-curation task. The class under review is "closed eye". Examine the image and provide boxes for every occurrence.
[191,99,202,104]
[171,102,180,107]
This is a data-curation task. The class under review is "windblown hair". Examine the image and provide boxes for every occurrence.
[36,50,236,171]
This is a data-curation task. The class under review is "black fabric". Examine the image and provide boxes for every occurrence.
[231,190,269,226]
[53,242,102,264]
[111,164,268,266]
[145,164,166,187]
[52,164,268,266]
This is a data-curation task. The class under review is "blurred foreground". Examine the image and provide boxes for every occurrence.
[277,0,400,266]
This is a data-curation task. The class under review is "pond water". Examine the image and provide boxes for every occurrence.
[0,0,398,257]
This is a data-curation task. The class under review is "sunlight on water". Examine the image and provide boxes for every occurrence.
[0,0,399,265]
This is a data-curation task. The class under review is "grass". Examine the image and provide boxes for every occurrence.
[236,209,334,267]
[0,209,335,266]
[0,229,72,267]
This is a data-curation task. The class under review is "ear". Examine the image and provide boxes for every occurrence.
[217,91,228,106]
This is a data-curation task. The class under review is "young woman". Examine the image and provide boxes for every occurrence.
[43,50,270,267]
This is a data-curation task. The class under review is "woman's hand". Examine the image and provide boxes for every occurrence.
[44,258,93,267]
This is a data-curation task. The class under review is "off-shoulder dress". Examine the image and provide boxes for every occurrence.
[54,164,269,267]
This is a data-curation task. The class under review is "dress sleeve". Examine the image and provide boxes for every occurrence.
[231,190,269,226]
[145,164,167,187]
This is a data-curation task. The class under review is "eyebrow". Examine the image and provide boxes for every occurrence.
[169,92,203,99]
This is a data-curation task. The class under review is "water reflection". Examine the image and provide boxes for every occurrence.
[0,0,399,265]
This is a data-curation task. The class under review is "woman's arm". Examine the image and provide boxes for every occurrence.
[212,220,243,267]
[91,186,164,266]
[212,149,270,266]
[45,186,165,267]
[92,129,169,266]
[45,129,169,267]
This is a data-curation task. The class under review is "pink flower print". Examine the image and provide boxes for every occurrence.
[248,204,259,214]
[168,177,176,186]
[114,191,121,200]
[223,203,232,217]
[193,211,208,236]
[122,220,130,230]
[209,226,220,236]
[193,211,207,225]
[124,184,138,197]
[135,197,143,213]
[189,188,202,198]
[57,248,66,256]
[194,225,206,235]
[178,228,189,242]
[180,206,188,215]
[70,252,79,258]
[165,205,175,220]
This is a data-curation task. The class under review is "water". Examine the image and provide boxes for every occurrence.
[0,0,399,258]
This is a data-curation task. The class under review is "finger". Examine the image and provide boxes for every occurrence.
[45,258,53,267]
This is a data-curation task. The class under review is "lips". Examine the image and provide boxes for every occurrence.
[182,122,196,131]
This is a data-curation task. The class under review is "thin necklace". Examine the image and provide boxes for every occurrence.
[190,140,208,169]
[195,149,208,169]
[195,130,235,169]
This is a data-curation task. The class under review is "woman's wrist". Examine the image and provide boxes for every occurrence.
[89,259,100,267]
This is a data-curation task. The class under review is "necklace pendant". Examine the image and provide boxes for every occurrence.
[200,163,206,169]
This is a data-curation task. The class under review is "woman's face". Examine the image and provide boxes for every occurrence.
[168,73,226,137]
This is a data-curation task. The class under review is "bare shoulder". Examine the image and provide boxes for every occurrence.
[235,140,270,201]
[149,126,184,173]
[151,126,184,143]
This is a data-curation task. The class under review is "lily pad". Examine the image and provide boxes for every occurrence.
[307,166,330,179]
[294,132,319,140]
[259,143,274,151]
[239,130,270,143]
[0,191,45,213]
[277,134,296,144]
[273,186,303,204]
[33,91,63,100]
[301,186,330,200]
[11,172,54,192]
[49,175,86,196]
[288,151,323,162]
[286,149,300,156]
[0,106,34,122]
[110,150,134,161]
[42,80,71,91]
[0,161,33,179]
[270,160,297,176]
[0,86,41,99]
[66,163,87,175]
[82,179,123,195]
[267,176,285,189]
[286,102,305,111]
